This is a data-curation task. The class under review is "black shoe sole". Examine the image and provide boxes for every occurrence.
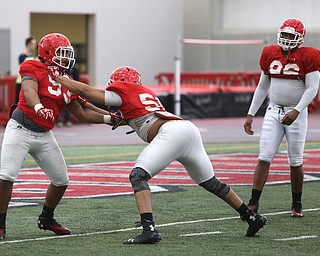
[123,232,161,244]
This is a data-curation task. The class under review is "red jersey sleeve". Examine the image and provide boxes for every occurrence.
[106,82,129,100]
[19,60,38,79]
[259,46,273,73]
[300,47,320,74]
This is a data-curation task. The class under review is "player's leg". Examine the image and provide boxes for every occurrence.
[249,106,284,211]
[289,165,304,217]
[124,167,159,244]
[286,108,308,217]
[31,131,70,235]
[0,119,30,240]
[179,122,267,236]
[222,186,267,236]
[0,179,14,240]
[200,176,268,236]
[248,160,270,212]
[124,121,197,244]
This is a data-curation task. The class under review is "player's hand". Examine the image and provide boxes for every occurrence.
[281,109,299,126]
[37,108,55,122]
[244,115,254,135]
[77,95,87,106]
[47,66,61,79]
[34,104,55,122]
[110,110,125,129]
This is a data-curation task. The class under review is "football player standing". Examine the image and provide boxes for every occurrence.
[0,33,112,240]
[244,18,320,217]
[48,65,268,244]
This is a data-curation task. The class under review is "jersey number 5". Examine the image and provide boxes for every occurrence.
[48,75,72,104]
[139,93,164,112]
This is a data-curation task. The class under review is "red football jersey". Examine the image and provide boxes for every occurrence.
[260,45,320,82]
[18,60,77,130]
[106,81,180,120]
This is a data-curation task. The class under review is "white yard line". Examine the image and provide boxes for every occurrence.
[1,208,319,245]
[274,235,318,241]
[180,231,223,237]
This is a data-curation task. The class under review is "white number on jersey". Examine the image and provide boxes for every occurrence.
[48,75,73,104]
[139,93,163,112]
[269,60,299,75]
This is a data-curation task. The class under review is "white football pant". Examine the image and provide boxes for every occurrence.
[0,119,69,185]
[135,120,215,184]
[258,104,308,166]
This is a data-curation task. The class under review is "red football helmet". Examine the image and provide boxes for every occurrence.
[38,33,75,69]
[107,66,142,85]
[277,18,306,51]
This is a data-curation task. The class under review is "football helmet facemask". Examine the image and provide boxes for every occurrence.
[107,66,142,85]
[277,18,305,51]
[38,33,75,70]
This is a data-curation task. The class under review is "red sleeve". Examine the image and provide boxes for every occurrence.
[302,48,320,74]
[106,82,129,103]
[19,61,38,80]
[259,46,271,73]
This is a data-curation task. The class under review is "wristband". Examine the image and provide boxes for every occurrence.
[103,115,112,124]
[34,103,44,113]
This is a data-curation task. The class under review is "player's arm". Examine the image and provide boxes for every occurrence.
[295,71,319,112]
[58,76,105,105]
[48,66,105,105]
[66,100,112,124]
[244,72,270,135]
[67,100,123,126]
[76,95,111,115]
[281,71,320,125]
[21,79,55,121]
[84,102,110,115]
[48,66,123,109]
[21,79,41,108]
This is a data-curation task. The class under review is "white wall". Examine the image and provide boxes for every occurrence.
[2,0,320,83]
[221,0,320,33]
[0,0,183,85]
[183,0,320,72]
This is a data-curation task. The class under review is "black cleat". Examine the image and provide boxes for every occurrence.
[123,219,161,244]
[0,227,5,241]
[38,216,71,236]
[240,199,259,221]
[246,212,267,237]
[123,230,161,244]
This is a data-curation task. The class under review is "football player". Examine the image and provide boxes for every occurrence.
[0,33,113,241]
[244,18,320,217]
[48,65,268,244]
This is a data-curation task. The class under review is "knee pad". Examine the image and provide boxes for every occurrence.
[129,167,151,193]
[199,176,230,199]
